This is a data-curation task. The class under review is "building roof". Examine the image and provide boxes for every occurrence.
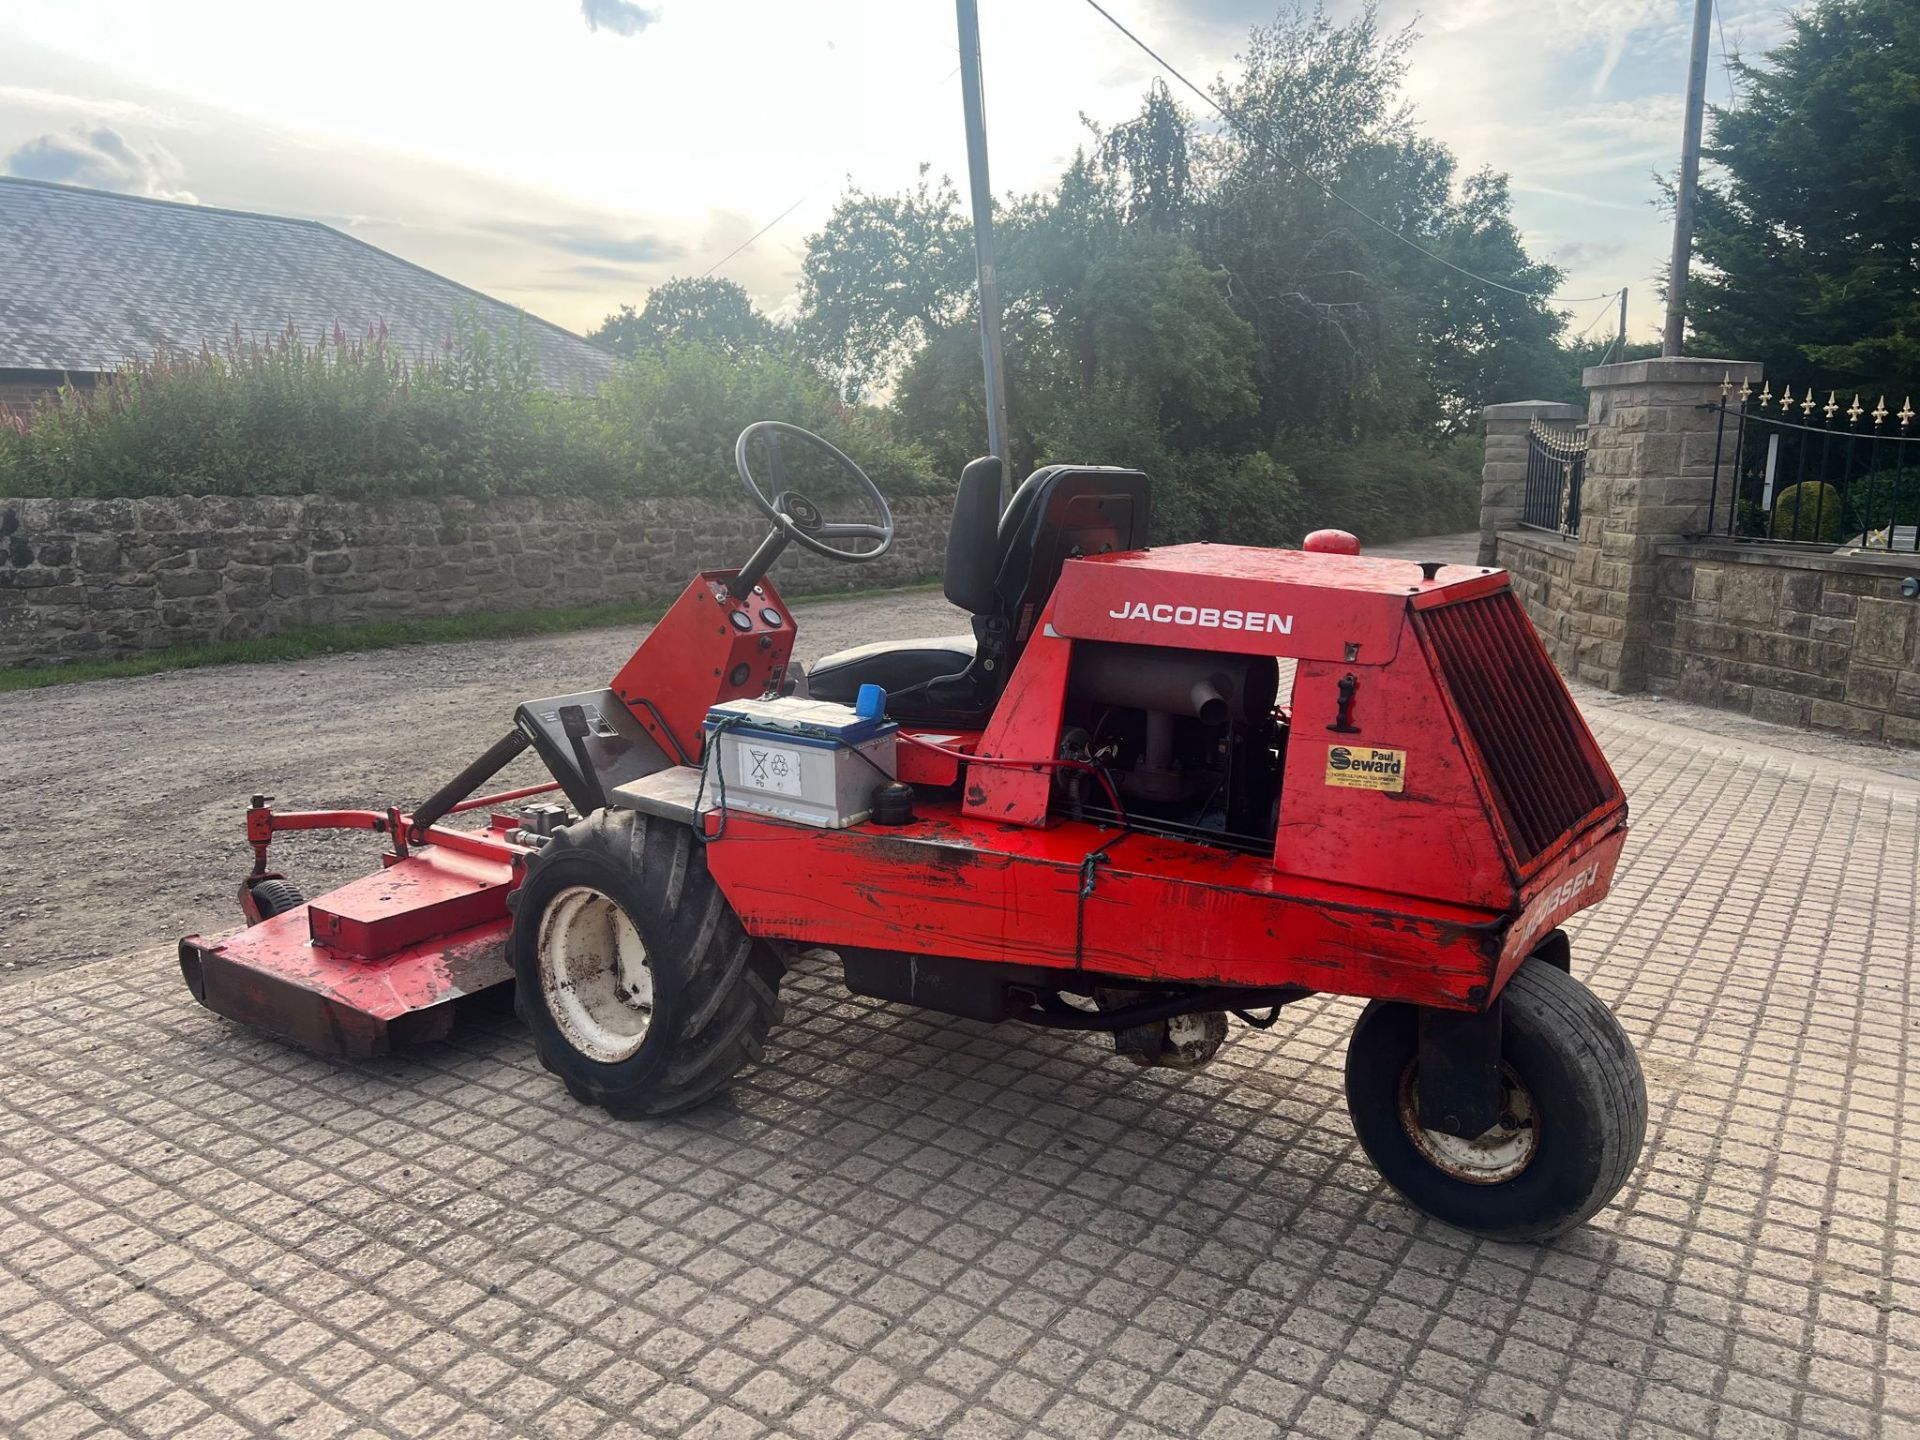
[0,178,618,391]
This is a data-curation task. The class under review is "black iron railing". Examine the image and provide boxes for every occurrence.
[1522,422,1586,537]
[1703,381,1919,551]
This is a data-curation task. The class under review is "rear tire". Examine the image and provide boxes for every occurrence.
[509,808,783,1117]
[1343,959,1646,1241]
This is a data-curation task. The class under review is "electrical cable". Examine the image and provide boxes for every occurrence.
[1713,0,1739,114]
[1567,293,1620,348]
[699,197,808,278]
[897,731,1129,824]
[1078,0,1626,305]
[696,45,963,280]
[689,713,750,841]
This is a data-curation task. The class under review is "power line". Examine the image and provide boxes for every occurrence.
[699,196,808,278]
[1078,0,1625,306]
[1712,0,1739,113]
[1568,293,1619,347]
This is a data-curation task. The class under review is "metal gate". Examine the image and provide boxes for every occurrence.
[1522,422,1586,537]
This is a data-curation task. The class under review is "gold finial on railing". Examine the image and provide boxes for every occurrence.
[1800,389,1817,417]
[1872,395,1889,426]
[1719,372,1733,399]
[1900,397,1915,431]
[1847,394,1864,424]
[1823,390,1839,420]
[1737,378,1753,404]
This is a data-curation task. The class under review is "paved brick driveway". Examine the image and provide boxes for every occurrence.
[2,602,1916,1438]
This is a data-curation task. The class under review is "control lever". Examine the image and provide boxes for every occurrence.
[558,705,610,813]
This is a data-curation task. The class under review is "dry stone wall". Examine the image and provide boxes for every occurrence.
[0,493,951,669]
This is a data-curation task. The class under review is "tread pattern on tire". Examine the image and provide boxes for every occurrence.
[510,808,784,1118]
[1504,960,1646,1234]
[249,879,306,918]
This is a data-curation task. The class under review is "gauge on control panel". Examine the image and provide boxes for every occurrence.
[729,609,754,632]
[760,608,783,628]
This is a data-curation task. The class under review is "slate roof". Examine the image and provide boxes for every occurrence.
[0,178,617,391]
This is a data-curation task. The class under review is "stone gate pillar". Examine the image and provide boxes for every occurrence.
[1477,400,1583,566]
[1568,357,1763,691]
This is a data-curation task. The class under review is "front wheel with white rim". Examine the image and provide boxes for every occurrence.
[509,808,783,1118]
[1343,959,1647,1241]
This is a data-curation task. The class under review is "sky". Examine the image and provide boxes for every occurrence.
[0,0,1792,345]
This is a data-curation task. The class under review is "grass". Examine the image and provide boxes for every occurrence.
[0,577,943,694]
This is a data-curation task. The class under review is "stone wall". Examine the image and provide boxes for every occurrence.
[1495,529,1579,668]
[0,493,952,669]
[1647,542,1920,745]
[1481,355,1920,749]
[1569,358,1764,690]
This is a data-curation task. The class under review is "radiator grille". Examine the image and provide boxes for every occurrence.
[1417,591,1618,868]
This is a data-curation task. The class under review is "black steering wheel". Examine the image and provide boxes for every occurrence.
[734,421,894,563]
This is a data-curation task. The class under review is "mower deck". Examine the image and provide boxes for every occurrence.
[179,842,518,1058]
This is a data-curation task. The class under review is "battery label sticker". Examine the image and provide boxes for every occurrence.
[740,741,804,797]
[1324,745,1407,792]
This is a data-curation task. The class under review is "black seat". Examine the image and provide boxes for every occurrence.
[807,458,1150,723]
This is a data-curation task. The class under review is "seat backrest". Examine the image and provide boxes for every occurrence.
[994,465,1150,645]
[943,455,1003,614]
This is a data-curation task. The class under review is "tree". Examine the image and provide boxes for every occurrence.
[1098,79,1193,231]
[785,2,1575,546]
[590,277,773,359]
[1198,3,1565,435]
[1690,0,1920,388]
[797,167,974,396]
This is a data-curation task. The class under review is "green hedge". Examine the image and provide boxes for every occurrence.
[0,317,1479,552]
[0,317,940,502]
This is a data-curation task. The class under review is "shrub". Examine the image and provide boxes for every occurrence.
[1842,466,1920,542]
[1157,451,1305,547]
[1280,432,1482,545]
[587,343,941,503]
[1771,481,1845,542]
[0,316,937,503]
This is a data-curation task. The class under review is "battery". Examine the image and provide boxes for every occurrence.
[702,696,899,829]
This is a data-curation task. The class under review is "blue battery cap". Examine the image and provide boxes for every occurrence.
[855,683,887,720]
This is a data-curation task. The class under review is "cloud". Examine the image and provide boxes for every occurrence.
[580,0,658,38]
[1552,238,1629,269]
[0,87,175,127]
[480,219,684,265]
[3,126,194,201]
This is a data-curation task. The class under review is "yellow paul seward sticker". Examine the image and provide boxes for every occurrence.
[1324,745,1407,792]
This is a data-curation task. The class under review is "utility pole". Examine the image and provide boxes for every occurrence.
[955,0,1012,505]
[1662,0,1714,356]
[1616,286,1628,362]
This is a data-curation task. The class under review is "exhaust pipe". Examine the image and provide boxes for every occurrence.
[1069,642,1278,725]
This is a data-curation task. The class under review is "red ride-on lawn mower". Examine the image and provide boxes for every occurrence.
[181,422,1646,1240]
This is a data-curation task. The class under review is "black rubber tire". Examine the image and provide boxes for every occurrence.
[1344,959,1646,1242]
[249,879,306,918]
[508,808,783,1118]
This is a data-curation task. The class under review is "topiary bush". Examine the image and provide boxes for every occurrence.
[1771,481,1845,542]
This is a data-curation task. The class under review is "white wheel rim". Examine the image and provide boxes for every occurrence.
[536,885,655,1064]
[1396,1061,1539,1185]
